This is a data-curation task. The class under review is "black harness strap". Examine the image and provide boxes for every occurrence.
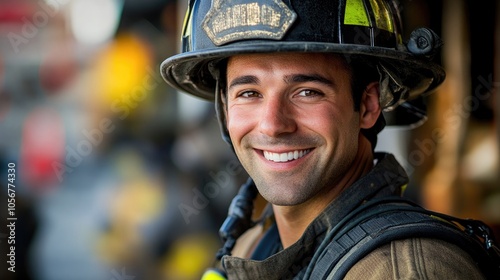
[306,197,500,280]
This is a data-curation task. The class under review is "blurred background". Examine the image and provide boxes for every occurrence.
[0,0,498,279]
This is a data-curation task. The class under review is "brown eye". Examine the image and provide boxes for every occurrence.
[297,90,322,97]
[240,91,260,98]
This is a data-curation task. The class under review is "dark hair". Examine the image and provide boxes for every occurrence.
[348,56,378,111]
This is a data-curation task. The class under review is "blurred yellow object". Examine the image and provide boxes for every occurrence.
[114,181,164,225]
[161,233,219,280]
[201,269,227,280]
[93,33,153,105]
[97,149,166,264]
[97,177,165,263]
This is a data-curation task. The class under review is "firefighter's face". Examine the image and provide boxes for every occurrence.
[225,52,377,206]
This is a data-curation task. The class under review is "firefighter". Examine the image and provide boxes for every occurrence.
[160,0,496,279]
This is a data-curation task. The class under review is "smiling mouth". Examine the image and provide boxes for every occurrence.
[263,149,312,163]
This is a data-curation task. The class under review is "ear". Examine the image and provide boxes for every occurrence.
[359,82,382,129]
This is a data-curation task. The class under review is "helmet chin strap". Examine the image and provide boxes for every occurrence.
[215,77,234,148]
[214,77,259,261]
[216,177,258,260]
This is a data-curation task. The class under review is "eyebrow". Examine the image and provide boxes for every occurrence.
[227,73,336,91]
[228,75,260,90]
[284,74,335,87]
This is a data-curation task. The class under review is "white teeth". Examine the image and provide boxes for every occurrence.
[280,153,287,162]
[272,153,280,162]
[263,149,311,162]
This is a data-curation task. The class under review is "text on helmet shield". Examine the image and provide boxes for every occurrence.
[203,0,296,46]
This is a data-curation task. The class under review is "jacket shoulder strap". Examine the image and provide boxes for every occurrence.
[307,197,500,280]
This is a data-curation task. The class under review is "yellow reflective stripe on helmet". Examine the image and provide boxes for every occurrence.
[182,4,193,39]
[344,0,370,26]
[368,0,394,32]
[401,184,408,195]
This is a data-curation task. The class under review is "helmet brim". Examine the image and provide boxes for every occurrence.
[160,41,445,102]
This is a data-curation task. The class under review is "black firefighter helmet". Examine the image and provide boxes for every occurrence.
[160,0,445,134]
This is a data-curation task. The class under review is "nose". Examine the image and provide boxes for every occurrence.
[258,96,297,137]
